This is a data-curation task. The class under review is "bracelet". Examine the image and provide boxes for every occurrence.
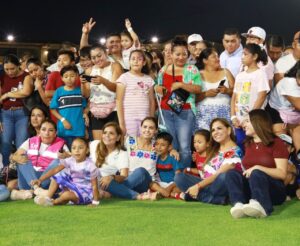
[60,117,66,122]
[92,200,100,205]
[127,27,133,32]
[187,167,191,172]
[230,115,237,121]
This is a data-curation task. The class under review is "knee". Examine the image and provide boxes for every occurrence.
[174,172,185,185]
[133,167,151,181]
[249,169,267,180]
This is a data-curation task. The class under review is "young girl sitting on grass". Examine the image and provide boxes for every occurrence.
[184,129,210,178]
[32,138,100,206]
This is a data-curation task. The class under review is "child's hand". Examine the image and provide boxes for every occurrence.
[31,179,41,187]
[83,113,89,127]
[62,120,72,130]
[125,18,132,29]
[82,18,96,34]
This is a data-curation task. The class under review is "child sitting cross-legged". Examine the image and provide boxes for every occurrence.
[150,132,184,198]
[31,138,100,206]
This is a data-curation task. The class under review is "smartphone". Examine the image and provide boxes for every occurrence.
[218,79,226,88]
[82,74,96,82]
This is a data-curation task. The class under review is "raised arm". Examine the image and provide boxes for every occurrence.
[125,18,140,48]
[80,18,96,50]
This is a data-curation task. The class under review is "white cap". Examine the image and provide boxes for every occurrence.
[187,34,203,44]
[242,27,266,41]
[279,134,292,145]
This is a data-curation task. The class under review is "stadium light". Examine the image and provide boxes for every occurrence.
[151,36,158,43]
[7,34,15,42]
[99,37,106,45]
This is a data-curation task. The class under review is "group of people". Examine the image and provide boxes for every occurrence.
[0,18,299,219]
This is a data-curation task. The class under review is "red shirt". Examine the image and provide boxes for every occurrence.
[45,71,81,92]
[242,137,289,170]
[161,73,191,110]
[0,72,28,110]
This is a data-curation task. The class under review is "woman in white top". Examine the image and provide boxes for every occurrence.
[195,48,235,130]
[90,122,160,200]
[81,44,123,140]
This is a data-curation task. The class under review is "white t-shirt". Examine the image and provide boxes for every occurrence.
[89,140,129,177]
[19,139,69,157]
[275,53,297,74]
[234,68,270,120]
[269,77,300,111]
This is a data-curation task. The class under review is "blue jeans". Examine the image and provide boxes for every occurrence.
[161,109,194,168]
[1,108,28,166]
[174,172,228,204]
[0,184,10,201]
[106,167,152,199]
[17,159,60,190]
[225,169,286,215]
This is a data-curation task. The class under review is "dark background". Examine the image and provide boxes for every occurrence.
[0,0,299,45]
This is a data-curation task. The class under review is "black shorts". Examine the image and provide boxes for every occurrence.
[265,104,283,124]
[90,111,119,130]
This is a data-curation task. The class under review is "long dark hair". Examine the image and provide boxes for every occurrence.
[205,118,235,164]
[195,48,218,70]
[244,43,268,65]
[28,105,49,137]
[285,60,300,78]
[244,109,276,146]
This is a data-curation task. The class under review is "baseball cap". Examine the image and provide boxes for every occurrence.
[187,34,203,44]
[242,27,266,41]
[279,134,293,145]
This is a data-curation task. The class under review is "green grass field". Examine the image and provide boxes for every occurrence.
[0,198,299,246]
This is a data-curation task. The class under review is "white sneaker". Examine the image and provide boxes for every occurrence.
[10,190,33,200]
[34,196,53,206]
[34,187,48,197]
[230,202,246,219]
[243,199,267,218]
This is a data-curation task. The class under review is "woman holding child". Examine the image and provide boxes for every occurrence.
[175,118,243,204]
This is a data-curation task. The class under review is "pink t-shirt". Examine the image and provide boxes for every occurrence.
[117,72,154,117]
[258,56,274,81]
[234,68,270,121]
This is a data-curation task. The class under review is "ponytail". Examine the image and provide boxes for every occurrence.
[244,43,268,65]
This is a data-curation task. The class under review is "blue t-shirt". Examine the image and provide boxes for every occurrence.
[156,154,183,183]
[50,86,86,137]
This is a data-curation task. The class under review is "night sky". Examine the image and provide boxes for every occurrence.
[0,0,299,45]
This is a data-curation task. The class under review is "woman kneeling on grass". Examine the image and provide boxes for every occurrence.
[226,109,288,219]
[32,138,100,206]
[90,122,160,200]
[174,118,243,204]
